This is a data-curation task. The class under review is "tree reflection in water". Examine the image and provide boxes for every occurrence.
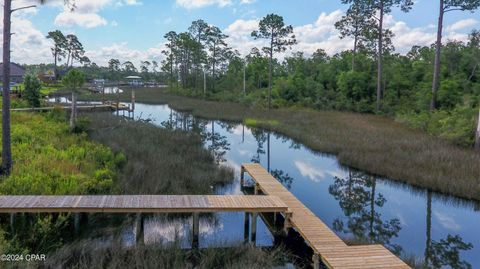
[250,129,267,164]
[424,190,473,269]
[160,111,230,164]
[328,171,402,254]
[271,169,294,189]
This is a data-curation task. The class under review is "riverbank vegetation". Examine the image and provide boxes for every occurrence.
[85,87,480,201]
[0,109,283,268]
[0,110,121,255]
[86,113,233,194]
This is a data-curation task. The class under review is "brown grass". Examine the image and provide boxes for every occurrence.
[80,88,480,201]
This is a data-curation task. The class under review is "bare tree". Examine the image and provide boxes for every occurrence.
[1,0,74,175]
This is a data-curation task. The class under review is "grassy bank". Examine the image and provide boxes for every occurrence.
[85,113,233,194]
[0,110,122,255]
[41,241,284,269]
[81,87,480,201]
[0,109,287,268]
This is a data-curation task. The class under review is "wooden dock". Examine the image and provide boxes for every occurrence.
[0,195,287,213]
[241,163,410,269]
[10,104,129,113]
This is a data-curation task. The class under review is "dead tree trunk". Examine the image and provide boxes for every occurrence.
[2,0,12,175]
[69,92,76,130]
[475,107,480,150]
[376,1,384,113]
[431,0,444,111]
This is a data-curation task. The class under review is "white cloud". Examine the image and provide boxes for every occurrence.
[294,161,325,182]
[55,12,108,28]
[176,0,232,9]
[446,18,478,32]
[433,210,460,231]
[224,10,476,58]
[85,42,166,67]
[54,0,141,28]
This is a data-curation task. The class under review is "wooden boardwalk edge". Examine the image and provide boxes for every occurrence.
[241,163,411,269]
[0,195,288,213]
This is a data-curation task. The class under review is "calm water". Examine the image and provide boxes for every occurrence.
[125,102,480,268]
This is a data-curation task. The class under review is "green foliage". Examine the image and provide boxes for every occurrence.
[396,105,478,147]
[244,118,280,128]
[0,112,119,195]
[62,69,85,93]
[23,74,42,107]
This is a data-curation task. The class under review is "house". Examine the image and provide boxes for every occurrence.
[0,62,26,83]
[125,75,143,86]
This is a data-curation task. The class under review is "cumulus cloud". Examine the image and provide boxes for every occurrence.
[224,10,476,58]
[176,0,232,9]
[4,6,478,66]
[85,42,166,67]
[54,0,141,28]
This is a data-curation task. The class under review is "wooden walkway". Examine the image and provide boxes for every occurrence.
[241,163,410,269]
[0,195,287,213]
[10,104,129,113]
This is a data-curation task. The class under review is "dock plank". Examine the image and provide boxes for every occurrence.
[242,163,410,269]
[0,195,288,214]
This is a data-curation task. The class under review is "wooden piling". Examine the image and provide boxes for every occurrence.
[9,213,16,233]
[240,166,245,188]
[74,213,81,235]
[250,212,257,245]
[135,213,144,245]
[244,212,249,243]
[313,254,321,269]
[192,212,199,248]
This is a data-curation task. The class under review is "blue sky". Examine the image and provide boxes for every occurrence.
[8,0,480,66]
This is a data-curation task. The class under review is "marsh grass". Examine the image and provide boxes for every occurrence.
[81,88,480,200]
[36,241,286,269]
[85,113,234,194]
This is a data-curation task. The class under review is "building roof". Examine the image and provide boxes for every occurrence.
[0,63,26,77]
[125,76,142,79]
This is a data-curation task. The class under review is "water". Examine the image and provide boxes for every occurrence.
[128,102,480,268]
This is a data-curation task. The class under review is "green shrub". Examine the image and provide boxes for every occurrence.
[23,74,42,107]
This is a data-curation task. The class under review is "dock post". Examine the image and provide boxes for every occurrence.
[135,213,144,245]
[254,183,260,195]
[74,213,81,235]
[131,90,135,114]
[240,166,245,188]
[312,253,321,269]
[244,212,250,243]
[250,212,257,245]
[9,213,16,233]
[192,212,199,249]
[283,210,292,235]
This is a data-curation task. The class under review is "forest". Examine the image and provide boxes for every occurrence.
[28,0,480,149]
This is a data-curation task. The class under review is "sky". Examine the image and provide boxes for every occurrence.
[5,0,480,67]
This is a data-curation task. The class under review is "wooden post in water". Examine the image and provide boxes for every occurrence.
[250,212,257,245]
[116,85,120,116]
[135,213,144,245]
[240,166,245,188]
[283,210,292,235]
[74,213,81,235]
[192,212,199,248]
[254,183,260,195]
[244,212,250,243]
[131,89,136,119]
[9,213,16,233]
[312,253,321,269]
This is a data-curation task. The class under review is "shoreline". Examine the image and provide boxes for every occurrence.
[79,87,480,201]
